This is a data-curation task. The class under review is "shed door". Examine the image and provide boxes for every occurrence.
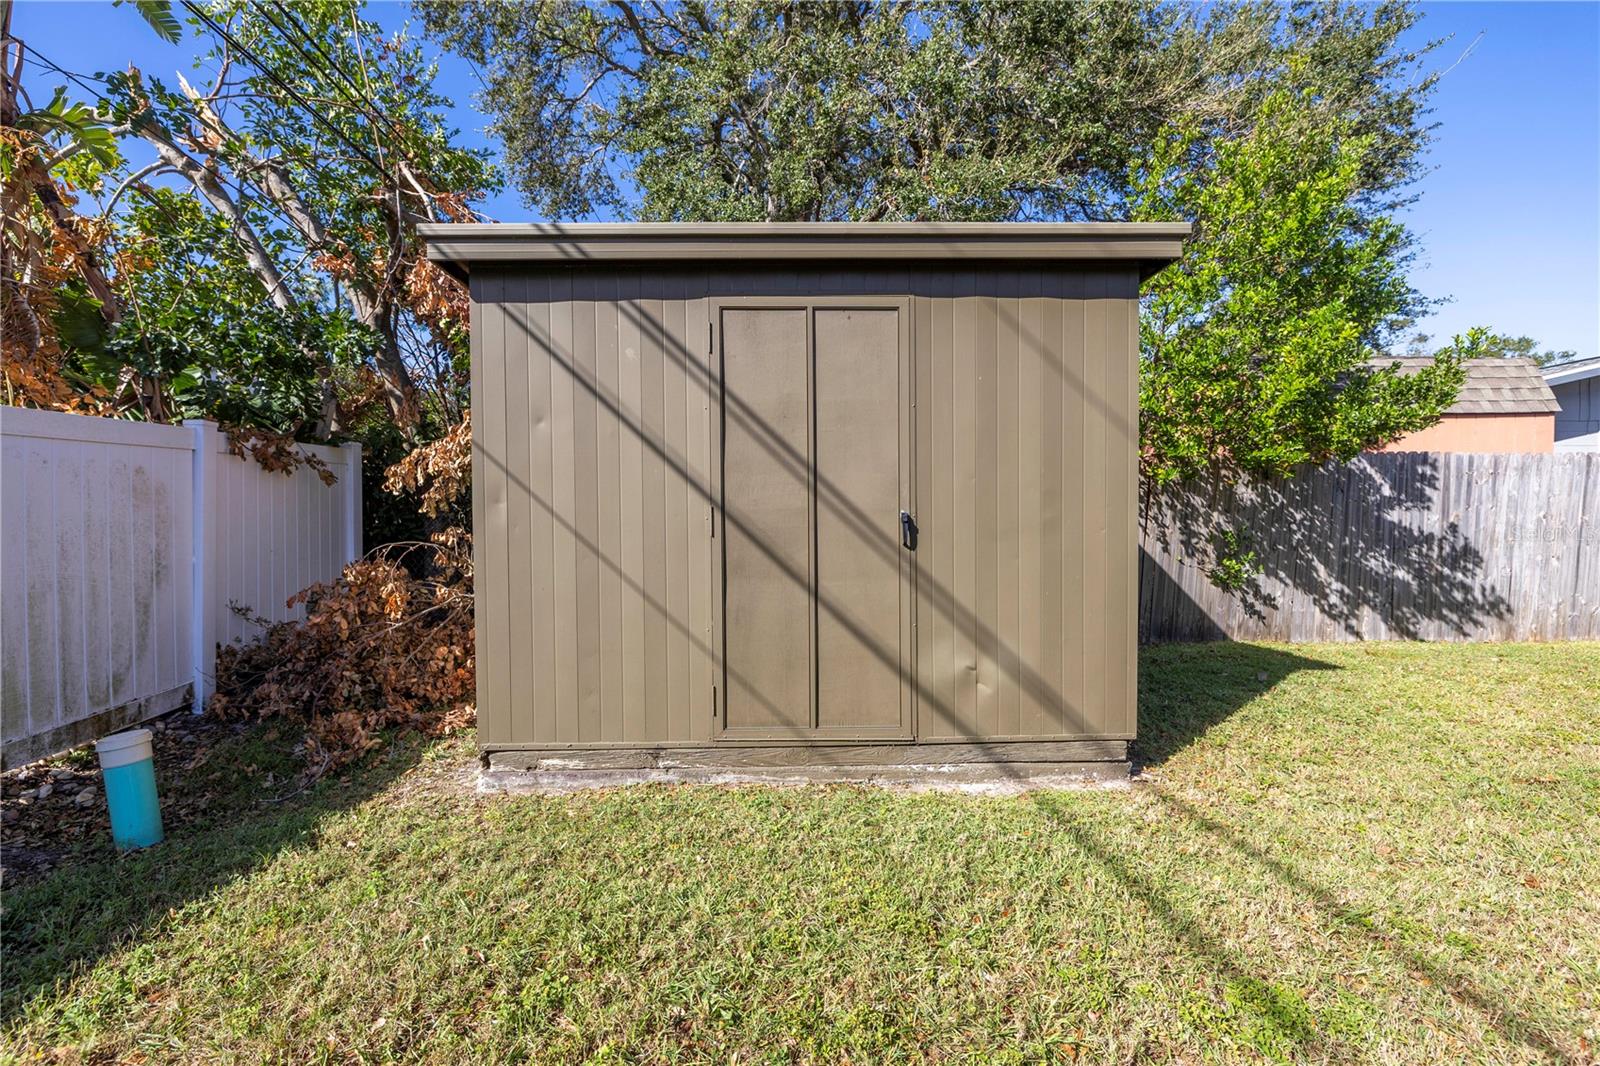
[716,301,912,740]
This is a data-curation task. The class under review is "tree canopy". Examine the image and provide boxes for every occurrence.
[1409,330,1578,368]
[3,0,495,442]
[422,0,1464,490]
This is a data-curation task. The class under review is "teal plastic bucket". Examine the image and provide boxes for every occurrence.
[94,729,164,850]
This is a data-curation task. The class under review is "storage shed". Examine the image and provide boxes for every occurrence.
[420,223,1188,785]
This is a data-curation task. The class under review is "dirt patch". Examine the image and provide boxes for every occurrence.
[1,710,257,885]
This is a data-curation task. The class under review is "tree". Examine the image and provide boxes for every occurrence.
[1133,87,1464,488]
[419,1,1438,225]
[3,0,495,441]
[1407,330,1577,367]
[422,2,1463,494]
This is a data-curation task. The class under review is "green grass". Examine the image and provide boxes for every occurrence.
[4,642,1598,1064]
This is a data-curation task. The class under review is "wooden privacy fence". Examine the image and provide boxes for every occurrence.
[1,407,362,765]
[1140,451,1599,642]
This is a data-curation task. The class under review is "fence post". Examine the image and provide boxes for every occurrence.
[341,441,363,564]
[185,419,219,712]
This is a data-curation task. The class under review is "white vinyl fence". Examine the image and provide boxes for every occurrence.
[1,407,361,766]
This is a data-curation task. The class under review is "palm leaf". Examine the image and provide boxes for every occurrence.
[114,0,183,43]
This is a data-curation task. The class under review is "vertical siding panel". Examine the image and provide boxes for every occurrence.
[684,280,712,742]
[481,271,515,745]
[974,284,1000,736]
[930,273,958,737]
[912,285,935,736]
[571,271,604,742]
[501,270,535,745]
[662,277,691,740]
[1558,455,1587,639]
[618,271,647,742]
[25,440,60,735]
[594,275,625,741]
[527,273,557,743]
[265,451,279,623]
[1110,291,1137,735]
[1060,276,1087,733]
[212,450,228,647]
[1082,277,1113,733]
[639,277,670,743]
[549,271,581,741]
[136,443,160,705]
[55,445,87,722]
[1039,282,1066,734]
[107,448,134,703]
[238,454,254,629]
[83,444,110,711]
[171,445,193,687]
[950,272,978,736]
[247,454,261,636]
[1017,271,1046,736]
[467,278,492,736]
[997,273,1023,737]
[2,437,31,744]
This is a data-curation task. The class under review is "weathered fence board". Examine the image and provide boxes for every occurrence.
[1140,452,1599,642]
[1,408,361,766]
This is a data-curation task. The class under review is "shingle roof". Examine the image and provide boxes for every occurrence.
[1384,357,1560,415]
[1543,355,1600,387]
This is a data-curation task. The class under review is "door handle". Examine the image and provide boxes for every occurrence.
[900,510,918,551]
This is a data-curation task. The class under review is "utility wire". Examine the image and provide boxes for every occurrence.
[178,0,389,178]
[252,0,418,159]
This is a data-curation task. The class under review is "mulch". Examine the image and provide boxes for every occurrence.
[1,711,257,886]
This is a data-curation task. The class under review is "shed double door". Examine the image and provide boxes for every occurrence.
[714,299,914,740]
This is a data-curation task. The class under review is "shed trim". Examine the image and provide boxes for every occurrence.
[418,222,1190,281]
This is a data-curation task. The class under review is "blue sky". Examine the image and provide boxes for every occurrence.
[14,0,1599,359]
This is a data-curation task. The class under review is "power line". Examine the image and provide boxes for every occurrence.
[251,1,418,160]
[178,0,390,178]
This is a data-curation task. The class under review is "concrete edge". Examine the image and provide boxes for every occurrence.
[478,762,1134,796]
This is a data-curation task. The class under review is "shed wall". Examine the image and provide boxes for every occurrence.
[471,266,1140,750]
[1377,413,1555,454]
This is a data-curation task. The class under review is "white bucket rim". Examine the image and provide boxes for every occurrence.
[95,728,154,768]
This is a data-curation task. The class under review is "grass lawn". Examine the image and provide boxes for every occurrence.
[3,642,1597,1064]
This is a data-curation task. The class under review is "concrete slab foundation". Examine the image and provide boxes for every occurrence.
[479,741,1133,795]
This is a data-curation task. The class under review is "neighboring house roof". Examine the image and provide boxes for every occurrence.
[1385,356,1560,415]
[1543,355,1600,387]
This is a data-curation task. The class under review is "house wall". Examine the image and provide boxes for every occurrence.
[469,265,1140,755]
[1377,413,1554,454]
[1552,377,1599,452]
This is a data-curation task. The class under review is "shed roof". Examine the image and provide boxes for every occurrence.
[417,222,1191,282]
[1387,357,1559,415]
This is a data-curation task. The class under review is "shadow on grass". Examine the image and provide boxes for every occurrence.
[1135,641,1341,767]
[1030,642,1572,1062]
[1152,789,1574,1060]
[0,725,435,1026]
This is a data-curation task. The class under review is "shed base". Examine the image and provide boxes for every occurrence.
[480,741,1131,794]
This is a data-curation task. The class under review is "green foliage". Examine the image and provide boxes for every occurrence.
[114,0,183,43]
[60,189,375,432]
[425,0,1459,497]
[4,88,122,172]
[1410,329,1577,367]
[1205,530,1259,594]
[422,1,1439,223]
[1133,88,1464,485]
